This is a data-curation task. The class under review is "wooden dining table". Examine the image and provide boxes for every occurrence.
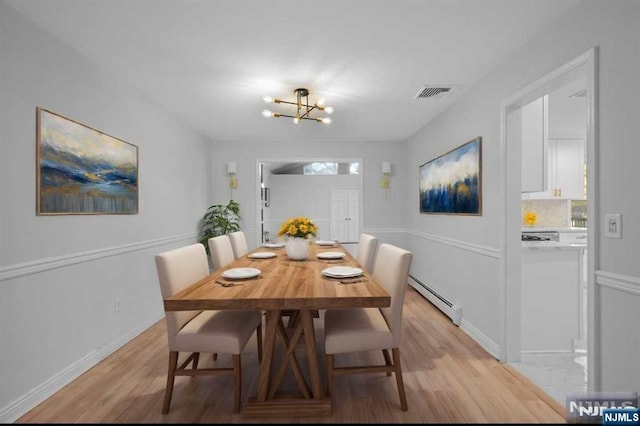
[163,241,390,418]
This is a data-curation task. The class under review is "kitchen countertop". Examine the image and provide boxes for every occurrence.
[522,241,586,249]
[521,227,587,249]
[521,227,587,233]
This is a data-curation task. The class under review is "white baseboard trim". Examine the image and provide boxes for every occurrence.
[409,277,462,325]
[0,232,198,282]
[459,318,501,360]
[409,276,500,360]
[0,314,163,423]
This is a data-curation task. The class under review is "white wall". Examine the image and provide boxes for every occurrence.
[266,174,360,241]
[208,140,409,250]
[0,3,211,421]
[3,1,639,420]
[548,74,587,140]
[405,0,640,392]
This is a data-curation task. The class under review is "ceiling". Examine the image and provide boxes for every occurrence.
[4,0,587,144]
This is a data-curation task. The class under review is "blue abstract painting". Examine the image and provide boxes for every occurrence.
[419,137,482,215]
[37,108,138,214]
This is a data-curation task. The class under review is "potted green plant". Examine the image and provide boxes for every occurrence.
[198,199,241,255]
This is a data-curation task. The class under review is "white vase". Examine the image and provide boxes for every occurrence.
[285,237,310,260]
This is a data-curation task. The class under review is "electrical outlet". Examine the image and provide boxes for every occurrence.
[114,298,121,313]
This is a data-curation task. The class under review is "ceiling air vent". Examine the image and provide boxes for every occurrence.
[414,85,455,100]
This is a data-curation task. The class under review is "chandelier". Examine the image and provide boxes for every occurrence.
[262,88,333,124]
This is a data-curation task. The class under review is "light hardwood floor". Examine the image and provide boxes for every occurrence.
[18,287,566,423]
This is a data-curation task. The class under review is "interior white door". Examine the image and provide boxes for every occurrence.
[346,190,359,242]
[330,189,360,243]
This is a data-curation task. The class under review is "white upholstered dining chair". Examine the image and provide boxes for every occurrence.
[155,243,263,413]
[208,234,236,271]
[356,233,379,273]
[228,230,249,259]
[324,243,413,411]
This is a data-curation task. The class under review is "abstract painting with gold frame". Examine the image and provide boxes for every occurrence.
[36,107,138,215]
[419,136,482,215]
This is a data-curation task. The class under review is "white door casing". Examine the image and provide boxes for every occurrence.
[500,48,597,392]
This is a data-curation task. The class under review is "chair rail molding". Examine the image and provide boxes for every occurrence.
[0,232,198,282]
[362,227,406,235]
[407,229,501,259]
[595,270,640,296]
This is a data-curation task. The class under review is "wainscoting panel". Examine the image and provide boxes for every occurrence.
[0,233,197,423]
[405,230,502,359]
[594,270,640,392]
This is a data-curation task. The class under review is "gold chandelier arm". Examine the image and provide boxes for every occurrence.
[269,99,320,109]
[274,113,295,119]
[299,105,317,119]
[263,87,331,124]
[271,112,323,121]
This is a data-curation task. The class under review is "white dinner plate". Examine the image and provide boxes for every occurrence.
[221,267,261,280]
[248,251,277,259]
[316,251,346,260]
[315,240,336,246]
[263,242,285,248]
[322,266,363,278]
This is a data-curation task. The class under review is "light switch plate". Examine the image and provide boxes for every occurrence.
[604,213,622,238]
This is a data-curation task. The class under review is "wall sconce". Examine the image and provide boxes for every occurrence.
[381,161,391,197]
[227,162,238,189]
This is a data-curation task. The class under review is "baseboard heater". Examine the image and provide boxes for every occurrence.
[409,275,462,326]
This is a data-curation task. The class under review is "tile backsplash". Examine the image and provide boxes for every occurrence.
[521,199,571,228]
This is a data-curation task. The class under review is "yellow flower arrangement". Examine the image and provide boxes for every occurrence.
[278,216,318,239]
[524,211,538,226]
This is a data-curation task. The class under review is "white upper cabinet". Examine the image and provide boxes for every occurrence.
[547,73,587,199]
[521,72,587,200]
[523,138,585,200]
[521,96,548,193]
[548,138,586,199]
